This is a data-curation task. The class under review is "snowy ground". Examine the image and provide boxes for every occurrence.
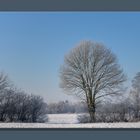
[48,114,78,124]
[0,114,140,128]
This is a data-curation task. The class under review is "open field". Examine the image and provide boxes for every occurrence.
[0,114,140,128]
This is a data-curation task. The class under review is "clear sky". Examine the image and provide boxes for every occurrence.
[0,12,140,103]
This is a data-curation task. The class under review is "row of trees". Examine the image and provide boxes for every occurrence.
[78,92,140,123]
[0,73,47,122]
[94,72,140,122]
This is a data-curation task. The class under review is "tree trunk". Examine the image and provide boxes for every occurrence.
[88,104,96,122]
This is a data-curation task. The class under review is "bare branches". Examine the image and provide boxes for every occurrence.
[0,72,48,122]
[60,40,126,99]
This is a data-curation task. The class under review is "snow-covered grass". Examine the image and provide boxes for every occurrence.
[0,114,140,128]
[1,122,140,128]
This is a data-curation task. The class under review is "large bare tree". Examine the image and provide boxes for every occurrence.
[60,40,126,122]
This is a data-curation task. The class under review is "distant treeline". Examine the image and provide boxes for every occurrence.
[46,100,88,114]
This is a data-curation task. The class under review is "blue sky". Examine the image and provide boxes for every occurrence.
[0,12,140,103]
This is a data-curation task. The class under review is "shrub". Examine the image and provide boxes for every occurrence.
[77,114,91,123]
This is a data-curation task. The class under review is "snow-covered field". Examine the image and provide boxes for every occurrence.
[0,114,140,128]
[48,114,78,124]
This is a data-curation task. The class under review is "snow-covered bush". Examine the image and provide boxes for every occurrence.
[77,114,91,123]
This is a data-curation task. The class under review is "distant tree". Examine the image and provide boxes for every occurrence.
[47,103,58,114]
[130,72,140,119]
[0,72,10,90]
[0,73,11,121]
[4,89,17,122]
[0,92,9,121]
[60,40,126,122]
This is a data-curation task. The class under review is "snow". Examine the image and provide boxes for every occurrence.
[0,114,140,128]
[48,114,78,124]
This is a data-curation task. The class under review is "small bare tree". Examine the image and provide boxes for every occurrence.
[130,72,140,119]
[60,40,126,122]
[0,73,11,121]
[29,94,48,122]
[0,72,10,92]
